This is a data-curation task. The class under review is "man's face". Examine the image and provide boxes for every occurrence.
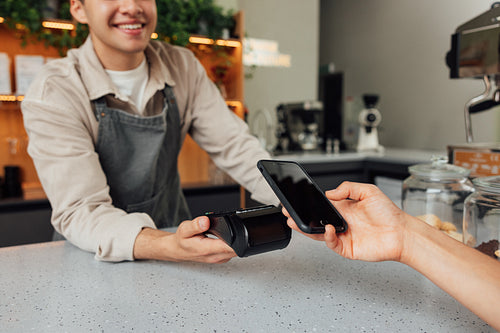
[71,0,157,69]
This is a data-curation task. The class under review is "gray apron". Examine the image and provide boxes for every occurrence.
[93,85,191,228]
[53,85,190,241]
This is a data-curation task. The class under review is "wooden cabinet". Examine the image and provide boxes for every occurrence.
[178,11,245,185]
[0,24,61,198]
[177,39,244,185]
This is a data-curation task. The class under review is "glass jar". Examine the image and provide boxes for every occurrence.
[463,176,500,260]
[402,157,474,242]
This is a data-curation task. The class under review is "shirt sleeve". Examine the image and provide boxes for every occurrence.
[185,56,279,206]
[22,77,156,262]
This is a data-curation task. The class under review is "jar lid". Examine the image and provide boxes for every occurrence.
[409,156,471,180]
[472,176,500,194]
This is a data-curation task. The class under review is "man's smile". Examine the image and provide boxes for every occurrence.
[117,23,144,29]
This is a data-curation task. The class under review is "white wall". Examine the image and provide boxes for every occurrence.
[214,0,238,12]
[320,0,497,151]
[213,0,320,149]
[238,0,320,137]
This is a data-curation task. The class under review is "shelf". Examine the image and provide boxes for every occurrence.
[0,95,23,102]
[0,17,75,31]
[188,36,241,48]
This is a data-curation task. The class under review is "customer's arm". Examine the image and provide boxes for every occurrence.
[285,181,500,331]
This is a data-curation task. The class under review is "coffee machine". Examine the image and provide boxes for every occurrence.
[446,2,500,177]
[275,101,324,153]
[446,2,500,143]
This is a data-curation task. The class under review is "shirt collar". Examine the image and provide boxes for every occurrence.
[74,37,176,102]
[74,37,115,101]
[144,41,176,89]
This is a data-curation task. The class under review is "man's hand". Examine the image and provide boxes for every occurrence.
[133,216,236,263]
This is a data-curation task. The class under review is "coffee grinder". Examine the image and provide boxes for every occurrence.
[357,94,384,153]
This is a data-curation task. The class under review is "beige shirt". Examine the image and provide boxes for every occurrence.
[22,37,276,262]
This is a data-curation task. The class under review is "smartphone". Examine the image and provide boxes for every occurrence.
[257,159,348,234]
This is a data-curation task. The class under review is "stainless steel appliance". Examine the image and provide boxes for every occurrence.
[446,2,500,176]
[275,101,323,153]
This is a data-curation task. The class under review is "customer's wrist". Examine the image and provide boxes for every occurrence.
[399,215,430,266]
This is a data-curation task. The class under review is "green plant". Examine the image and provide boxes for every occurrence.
[0,0,88,55]
[0,0,45,34]
[156,0,235,46]
[0,0,235,54]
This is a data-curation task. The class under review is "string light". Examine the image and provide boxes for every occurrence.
[189,36,240,48]
[42,20,75,31]
[0,95,24,102]
[189,36,215,45]
[226,100,242,109]
[216,39,241,48]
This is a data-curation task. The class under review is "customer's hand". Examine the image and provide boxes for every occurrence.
[284,181,411,262]
[133,216,236,263]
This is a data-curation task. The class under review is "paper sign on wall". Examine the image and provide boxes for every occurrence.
[15,55,45,95]
[243,38,291,68]
[0,53,12,94]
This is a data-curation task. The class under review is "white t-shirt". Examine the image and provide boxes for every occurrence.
[106,59,148,114]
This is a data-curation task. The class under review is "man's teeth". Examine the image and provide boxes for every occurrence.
[118,24,142,30]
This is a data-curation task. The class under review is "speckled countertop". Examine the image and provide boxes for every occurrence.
[0,230,492,332]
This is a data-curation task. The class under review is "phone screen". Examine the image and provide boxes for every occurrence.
[258,160,347,234]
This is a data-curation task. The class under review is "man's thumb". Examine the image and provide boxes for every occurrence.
[177,216,210,238]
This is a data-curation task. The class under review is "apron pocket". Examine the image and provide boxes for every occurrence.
[125,185,166,217]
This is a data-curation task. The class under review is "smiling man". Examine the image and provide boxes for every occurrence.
[21,0,276,263]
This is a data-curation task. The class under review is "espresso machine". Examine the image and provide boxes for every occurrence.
[446,2,500,143]
[446,2,500,177]
[275,101,324,153]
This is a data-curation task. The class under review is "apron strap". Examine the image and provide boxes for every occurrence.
[92,96,108,121]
